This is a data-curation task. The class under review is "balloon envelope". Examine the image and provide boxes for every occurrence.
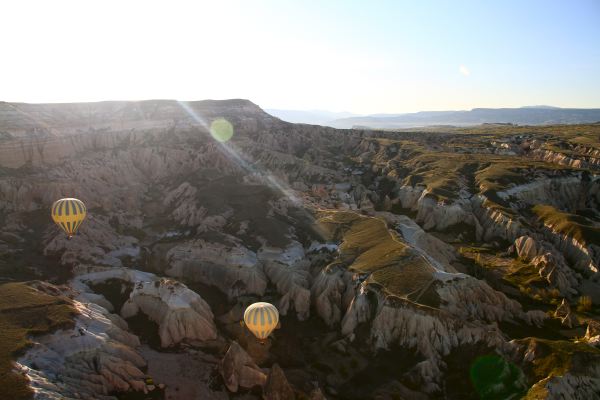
[243,302,279,340]
[51,198,87,237]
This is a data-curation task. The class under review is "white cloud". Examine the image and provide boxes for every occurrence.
[459,65,471,76]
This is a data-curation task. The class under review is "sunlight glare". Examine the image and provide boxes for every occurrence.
[210,118,234,142]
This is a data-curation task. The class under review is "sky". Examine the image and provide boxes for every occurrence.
[1,0,599,114]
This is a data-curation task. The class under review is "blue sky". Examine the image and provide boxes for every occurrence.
[1,0,599,113]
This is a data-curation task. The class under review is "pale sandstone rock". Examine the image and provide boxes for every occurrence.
[44,215,139,267]
[584,320,600,347]
[121,279,217,347]
[220,341,267,392]
[17,301,147,400]
[553,299,578,328]
[377,212,457,271]
[165,238,267,299]
[73,267,217,348]
[259,241,311,320]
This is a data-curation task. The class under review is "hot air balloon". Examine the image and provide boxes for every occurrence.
[243,302,279,343]
[51,198,87,239]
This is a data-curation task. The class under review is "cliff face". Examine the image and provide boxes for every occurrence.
[1,100,599,399]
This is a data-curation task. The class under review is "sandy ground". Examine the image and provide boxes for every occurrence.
[140,345,229,400]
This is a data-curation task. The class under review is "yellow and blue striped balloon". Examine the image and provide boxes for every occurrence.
[51,198,87,238]
[243,302,279,340]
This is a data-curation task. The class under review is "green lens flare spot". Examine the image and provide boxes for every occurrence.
[210,118,234,142]
[470,354,528,399]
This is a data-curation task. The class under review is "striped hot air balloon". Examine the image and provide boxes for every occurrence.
[51,198,87,239]
[243,302,279,342]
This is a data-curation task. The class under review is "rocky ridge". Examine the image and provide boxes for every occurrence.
[0,100,598,399]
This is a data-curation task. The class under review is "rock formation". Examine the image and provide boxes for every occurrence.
[554,299,578,328]
[17,300,147,399]
[73,266,217,347]
[121,279,217,347]
[220,341,267,393]
[1,100,598,399]
[584,320,600,347]
[263,363,296,400]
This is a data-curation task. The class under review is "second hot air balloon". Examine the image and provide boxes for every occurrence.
[51,198,87,239]
[243,302,279,343]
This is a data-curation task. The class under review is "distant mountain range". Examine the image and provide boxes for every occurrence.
[267,106,600,129]
[265,109,357,125]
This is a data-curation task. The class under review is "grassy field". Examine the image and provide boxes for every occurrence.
[0,282,75,400]
[532,205,600,246]
[368,136,581,205]
[316,211,438,306]
[457,246,563,308]
[365,123,598,207]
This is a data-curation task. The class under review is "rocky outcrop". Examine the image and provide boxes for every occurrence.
[529,147,600,171]
[497,176,599,212]
[378,212,457,271]
[532,374,600,400]
[319,263,545,393]
[121,279,217,347]
[311,266,356,327]
[349,292,511,393]
[259,241,311,320]
[471,196,528,242]
[584,320,600,347]
[17,300,147,399]
[436,272,546,325]
[44,215,140,267]
[2,99,599,399]
[554,299,578,328]
[73,266,217,347]
[512,235,580,297]
[220,341,267,393]
[516,338,600,400]
[166,238,314,320]
[496,176,600,277]
[396,186,474,231]
[165,238,267,300]
[263,363,295,400]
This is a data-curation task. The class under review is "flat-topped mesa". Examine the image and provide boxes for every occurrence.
[0,99,271,138]
[0,99,281,168]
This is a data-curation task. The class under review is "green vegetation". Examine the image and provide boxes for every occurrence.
[372,139,578,207]
[504,260,547,290]
[367,124,597,214]
[532,205,600,246]
[521,339,600,399]
[459,246,560,305]
[518,338,600,383]
[0,282,76,400]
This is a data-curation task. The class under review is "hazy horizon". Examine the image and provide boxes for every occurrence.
[2,0,599,114]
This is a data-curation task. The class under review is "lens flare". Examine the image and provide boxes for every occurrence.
[210,118,234,142]
[175,100,323,239]
[469,354,527,399]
